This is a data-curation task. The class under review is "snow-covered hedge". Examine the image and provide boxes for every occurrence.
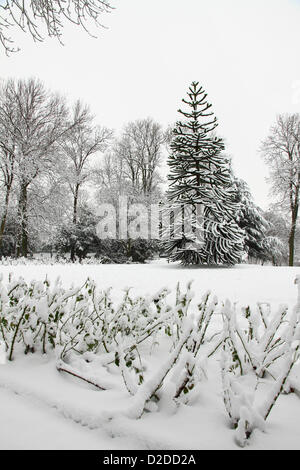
[0,256,106,266]
[0,274,299,447]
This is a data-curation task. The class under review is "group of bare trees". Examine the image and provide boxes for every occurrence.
[95,118,167,207]
[261,114,300,266]
[0,77,167,259]
[0,77,112,257]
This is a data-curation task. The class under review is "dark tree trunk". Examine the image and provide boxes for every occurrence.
[289,176,299,267]
[289,206,298,267]
[16,183,28,258]
[0,186,11,255]
[0,150,14,256]
[70,184,79,262]
[289,223,296,267]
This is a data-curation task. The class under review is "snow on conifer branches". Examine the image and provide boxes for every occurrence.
[164,81,245,265]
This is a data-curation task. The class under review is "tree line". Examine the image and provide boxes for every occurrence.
[0,77,298,265]
[0,77,168,262]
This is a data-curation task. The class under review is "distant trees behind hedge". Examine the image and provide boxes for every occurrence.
[0,77,295,265]
[0,77,167,263]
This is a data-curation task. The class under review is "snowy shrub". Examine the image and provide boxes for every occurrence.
[95,238,161,264]
[0,275,217,413]
[172,289,218,401]
[1,273,299,448]
[221,300,291,378]
[56,283,197,396]
[220,289,300,447]
[0,256,107,266]
[0,275,77,359]
[126,285,219,416]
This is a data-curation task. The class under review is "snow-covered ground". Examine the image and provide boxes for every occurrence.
[1,261,300,450]
[1,259,299,307]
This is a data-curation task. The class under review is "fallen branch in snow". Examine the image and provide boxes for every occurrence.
[56,362,107,391]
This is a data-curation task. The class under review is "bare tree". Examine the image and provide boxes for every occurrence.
[0,80,18,252]
[0,77,90,257]
[261,114,300,266]
[58,100,112,260]
[115,118,166,199]
[94,151,130,207]
[0,0,112,53]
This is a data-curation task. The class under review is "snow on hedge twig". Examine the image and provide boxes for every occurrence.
[220,276,300,447]
[259,305,300,421]
[174,291,218,400]
[126,318,195,419]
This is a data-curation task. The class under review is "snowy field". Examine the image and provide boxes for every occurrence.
[1,259,299,307]
[1,260,300,450]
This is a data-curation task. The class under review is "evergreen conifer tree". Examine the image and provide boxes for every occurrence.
[164,81,244,265]
[233,179,285,265]
[233,178,268,259]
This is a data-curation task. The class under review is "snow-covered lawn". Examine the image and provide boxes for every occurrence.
[1,260,298,307]
[1,261,300,450]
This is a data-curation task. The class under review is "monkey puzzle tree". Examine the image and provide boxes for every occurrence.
[164,81,244,265]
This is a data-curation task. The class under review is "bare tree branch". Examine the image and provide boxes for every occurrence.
[0,0,113,54]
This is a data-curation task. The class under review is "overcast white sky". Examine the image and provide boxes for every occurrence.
[1,0,300,208]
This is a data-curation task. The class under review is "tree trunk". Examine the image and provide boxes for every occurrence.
[289,225,296,267]
[16,183,28,258]
[289,207,298,266]
[0,186,11,255]
[70,184,79,262]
